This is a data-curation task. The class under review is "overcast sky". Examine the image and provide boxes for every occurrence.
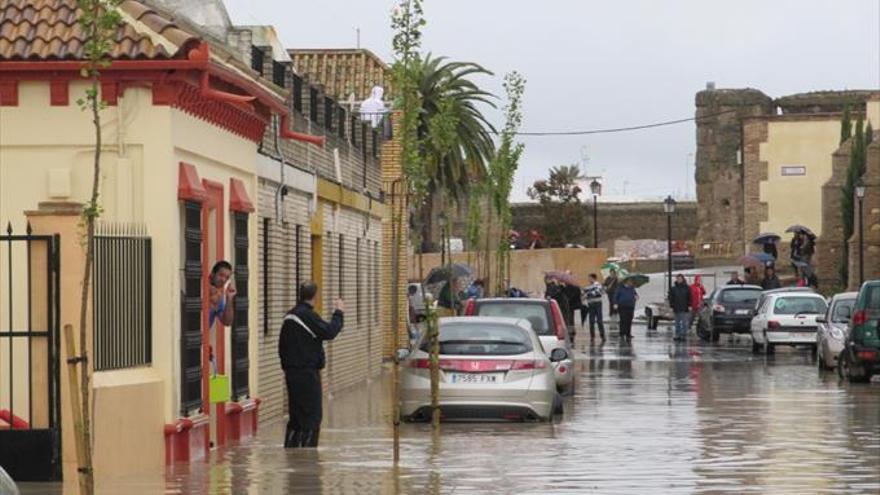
[225,0,879,202]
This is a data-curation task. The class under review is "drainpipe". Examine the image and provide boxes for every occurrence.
[273,115,289,224]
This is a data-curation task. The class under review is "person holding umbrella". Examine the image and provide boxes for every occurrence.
[604,268,621,318]
[613,277,640,343]
[753,232,780,262]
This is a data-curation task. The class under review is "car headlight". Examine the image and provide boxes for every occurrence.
[830,328,844,340]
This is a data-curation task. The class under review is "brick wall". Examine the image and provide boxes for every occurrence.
[380,111,410,358]
[847,137,880,290]
[816,140,853,288]
[255,181,312,425]
[742,118,770,256]
[256,178,383,426]
[695,88,775,255]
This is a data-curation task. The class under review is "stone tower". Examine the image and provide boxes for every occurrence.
[695,87,774,254]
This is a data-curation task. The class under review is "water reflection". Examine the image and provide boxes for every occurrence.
[19,324,880,495]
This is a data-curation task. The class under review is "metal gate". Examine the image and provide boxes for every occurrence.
[0,225,61,481]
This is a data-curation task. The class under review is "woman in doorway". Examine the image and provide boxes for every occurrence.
[208,261,237,378]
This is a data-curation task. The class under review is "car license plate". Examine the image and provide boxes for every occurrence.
[449,373,500,384]
[735,309,751,315]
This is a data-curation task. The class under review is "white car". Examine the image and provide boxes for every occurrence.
[750,292,828,354]
[400,317,566,422]
[464,298,575,394]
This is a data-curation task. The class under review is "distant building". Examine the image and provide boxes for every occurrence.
[695,86,880,287]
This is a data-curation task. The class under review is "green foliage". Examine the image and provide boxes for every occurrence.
[488,71,526,292]
[840,104,852,145]
[391,0,428,202]
[411,54,497,201]
[527,165,589,247]
[841,112,868,285]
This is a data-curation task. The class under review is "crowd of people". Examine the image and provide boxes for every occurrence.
[544,268,640,344]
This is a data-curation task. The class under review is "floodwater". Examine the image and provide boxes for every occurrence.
[23,319,880,495]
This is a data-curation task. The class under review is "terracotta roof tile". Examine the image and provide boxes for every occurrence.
[0,0,199,61]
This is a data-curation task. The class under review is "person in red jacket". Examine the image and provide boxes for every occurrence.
[689,275,706,328]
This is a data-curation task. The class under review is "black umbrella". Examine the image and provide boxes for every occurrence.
[752,232,781,245]
[424,263,473,285]
[785,224,815,237]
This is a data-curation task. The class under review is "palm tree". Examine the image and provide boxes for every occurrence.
[410,54,497,249]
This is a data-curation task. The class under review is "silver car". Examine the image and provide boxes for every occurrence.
[816,292,857,370]
[400,317,565,422]
[464,298,575,394]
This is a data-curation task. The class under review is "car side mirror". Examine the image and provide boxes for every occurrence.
[816,316,827,324]
[396,348,411,361]
[550,348,569,362]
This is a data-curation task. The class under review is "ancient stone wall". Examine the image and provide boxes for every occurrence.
[694,88,775,255]
[511,201,698,248]
[848,137,880,290]
[816,140,853,289]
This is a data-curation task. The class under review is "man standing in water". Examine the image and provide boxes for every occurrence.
[279,281,345,448]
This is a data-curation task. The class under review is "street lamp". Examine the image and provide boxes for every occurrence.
[856,178,866,286]
[664,195,677,294]
[590,179,601,248]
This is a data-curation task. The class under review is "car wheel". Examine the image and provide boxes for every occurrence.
[838,352,848,380]
[817,351,825,370]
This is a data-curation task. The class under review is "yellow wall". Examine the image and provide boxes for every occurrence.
[1,80,260,479]
[759,119,841,238]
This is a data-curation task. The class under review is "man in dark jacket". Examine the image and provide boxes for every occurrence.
[669,274,691,341]
[278,281,344,448]
[762,266,781,290]
[563,274,583,344]
[613,280,638,342]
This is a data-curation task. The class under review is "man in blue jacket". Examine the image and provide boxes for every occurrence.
[613,279,639,343]
[279,281,345,448]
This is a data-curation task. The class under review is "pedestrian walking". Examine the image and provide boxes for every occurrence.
[582,273,606,342]
[278,281,345,448]
[669,274,691,341]
[613,279,638,342]
[604,269,620,317]
[762,265,781,290]
[563,273,582,344]
[545,276,571,325]
[763,241,778,261]
[688,275,706,328]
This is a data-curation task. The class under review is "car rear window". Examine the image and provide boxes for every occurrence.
[720,289,761,304]
[475,302,551,335]
[421,323,533,355]
[773,297,827,315]
[832,299,856,323]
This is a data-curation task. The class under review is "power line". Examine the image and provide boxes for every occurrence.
[506,109,738,137]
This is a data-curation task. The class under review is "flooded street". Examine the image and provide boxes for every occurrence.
[26,317,880,494]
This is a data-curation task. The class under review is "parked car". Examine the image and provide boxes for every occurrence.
[463,298,574,394]
[750,291,828,354]
[400,317,566,422]
[753,287,817,316]
[816,292,857,370]
[0,466,19,495]
[696,285,763,342]
[838,280,880,382]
